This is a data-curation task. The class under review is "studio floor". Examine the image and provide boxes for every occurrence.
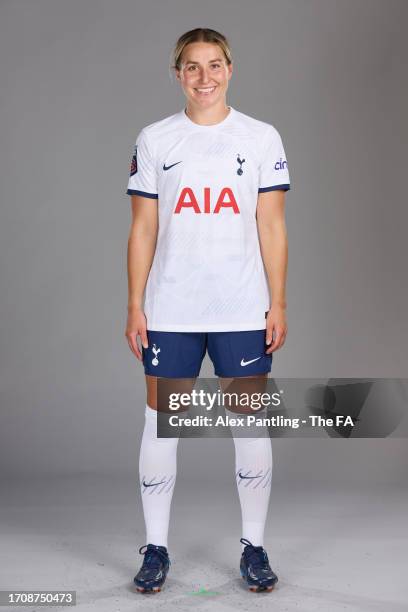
[1,473,407,612]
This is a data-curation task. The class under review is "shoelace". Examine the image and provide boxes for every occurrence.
[139,544,171,569]
[240,538,270,570]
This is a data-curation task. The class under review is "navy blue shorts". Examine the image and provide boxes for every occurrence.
[142,329,272,378]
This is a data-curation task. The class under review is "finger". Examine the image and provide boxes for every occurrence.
[127,339,138,359]
[275,329,288,351]
[134,333,143,361]
[272,336,285,352]
[267,329,284,353]
[140,328,149,349]
[265,323,276,354]
[265,325,274,347]
[125,332,135,355]
[128,333,142,361]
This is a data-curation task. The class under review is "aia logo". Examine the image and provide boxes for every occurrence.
[174,187,240,214]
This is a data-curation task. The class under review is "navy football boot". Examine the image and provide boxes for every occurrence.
[239,537,278,592]
[133,543,171,593]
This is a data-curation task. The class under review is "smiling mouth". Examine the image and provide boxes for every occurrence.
[194,86,217,95]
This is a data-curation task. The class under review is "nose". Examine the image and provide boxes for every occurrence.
[198,67,211,84]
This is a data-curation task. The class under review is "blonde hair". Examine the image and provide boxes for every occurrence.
[170,28,233,76]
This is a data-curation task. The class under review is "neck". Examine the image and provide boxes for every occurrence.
[184,101,230,126]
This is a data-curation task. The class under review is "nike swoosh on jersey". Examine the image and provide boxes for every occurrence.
[142,479,166,487]
[240,357,262,366]
[163,161,182,171]
[238,471,263,479]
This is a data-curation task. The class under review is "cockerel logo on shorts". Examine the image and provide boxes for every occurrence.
[151,343,160,366]
[130,145,138,176]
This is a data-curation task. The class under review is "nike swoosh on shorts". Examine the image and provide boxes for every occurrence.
[240,357,262,366]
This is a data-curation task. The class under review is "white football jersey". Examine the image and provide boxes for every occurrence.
[126,106,291,332]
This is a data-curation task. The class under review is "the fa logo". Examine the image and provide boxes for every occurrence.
[274,158,288,171]
[151,343,160,367]
[236,154,245,175]
[174,187,240,214]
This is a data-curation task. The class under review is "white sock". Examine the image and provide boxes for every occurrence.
[139,404,180,549]
[227,408,273,549]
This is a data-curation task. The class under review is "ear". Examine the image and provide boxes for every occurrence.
[228,61,233,79]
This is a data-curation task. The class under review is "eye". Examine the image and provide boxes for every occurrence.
[187,65,196,71]
[211,63,221,69]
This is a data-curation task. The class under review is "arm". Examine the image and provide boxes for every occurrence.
[256,189,288,354]
[125,195,158,360]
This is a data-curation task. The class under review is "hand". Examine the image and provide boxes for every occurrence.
[125,306,148,361]
[265,304,287,354]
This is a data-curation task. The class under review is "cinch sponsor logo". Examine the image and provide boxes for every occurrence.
[174,187,240,214]
[274,158,288,170]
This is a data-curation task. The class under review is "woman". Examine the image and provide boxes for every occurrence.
[125,27,291,594]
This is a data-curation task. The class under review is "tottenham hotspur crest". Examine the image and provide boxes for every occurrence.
[236,153,245,175]
[151,343,160,366]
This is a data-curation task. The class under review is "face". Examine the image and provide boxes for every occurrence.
[175,42,233,109]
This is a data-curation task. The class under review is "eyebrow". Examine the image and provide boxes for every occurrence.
[184,58,224,65]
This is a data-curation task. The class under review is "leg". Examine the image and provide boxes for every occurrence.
[219,374,273,547]
[139,330,205,550]
[221,374,277,592]
[139,375,196,548]
[145,373,197,411]
[206,331,277,591]
[134,331,205,592]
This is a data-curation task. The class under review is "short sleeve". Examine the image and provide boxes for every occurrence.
[258,127,291,193]
[126,129,158,199]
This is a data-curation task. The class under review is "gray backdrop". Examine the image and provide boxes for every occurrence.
[1,0,407,483]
